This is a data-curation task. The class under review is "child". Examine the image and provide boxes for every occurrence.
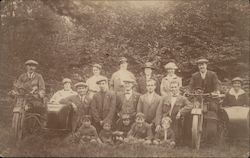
[153,116,175,148]
[113,113,132,143]
[126,112,153,145]
[99,122,114,145]
[70,115,102,144]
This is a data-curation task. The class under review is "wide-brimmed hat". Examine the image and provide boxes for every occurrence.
[93,63,102,69]
[25,60,38,66]
[164,62,178,69]
[143,62,155,69]
[62,78,72,84]
[74,82,88,88]
[96,76,108,84]
[231,77,243,84]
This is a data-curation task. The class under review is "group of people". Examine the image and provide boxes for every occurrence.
[12,57,249,147]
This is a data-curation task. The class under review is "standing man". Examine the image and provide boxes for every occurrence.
[86,64,105,99]
[156,81,193,144]
[110,57,136,93]
[137,79,162,131]
[12,60,46,126]
[137,62,160,95]
[50,78,77,103]
[90,76,116,132]
[116,78,140,122]
[60,82,91,132]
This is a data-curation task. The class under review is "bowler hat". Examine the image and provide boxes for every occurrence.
[25,60,38,66]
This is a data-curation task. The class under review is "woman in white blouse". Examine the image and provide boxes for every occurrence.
[160,62,182,96]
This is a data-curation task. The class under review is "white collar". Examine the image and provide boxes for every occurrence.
[200,70,207,74]
[229,88,245,96]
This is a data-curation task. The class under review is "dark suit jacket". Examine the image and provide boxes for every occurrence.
[116,91,141,117]
[156,95,193,126]
[137,93,162,124]
[90,90,116,123]
[189,70,220,93]
[137,75,160,95]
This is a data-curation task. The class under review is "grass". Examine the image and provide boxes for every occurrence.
[0,90,249,157]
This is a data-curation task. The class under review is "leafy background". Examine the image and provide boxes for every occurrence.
[0,0,249,91]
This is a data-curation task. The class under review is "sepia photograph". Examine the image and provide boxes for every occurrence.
[0,0,249,157]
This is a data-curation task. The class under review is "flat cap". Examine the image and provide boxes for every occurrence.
[96,76,108,84]
[232,77,243,84]
[74,82,88,88]
[123,77,135,83]
[143,62,155,69]
[164,62,178,69]
[196,58,209,64]
[119,57,128,64]
[62,78,72,84]
[162,116,172,123]
[136,112,145,119]
[93,63,102,69]
[25,60,38,66]
[82,115,91,121]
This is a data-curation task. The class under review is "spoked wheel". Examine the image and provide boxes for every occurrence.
[12,112,23,140]
[192,115,202,150]
[24,114,42,135]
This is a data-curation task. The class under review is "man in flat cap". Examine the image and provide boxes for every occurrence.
[90,76,116,132]
[86,63,106,99]
[137,62,160,95]
[50,78,77,103]
[189,58,220,94]
[12,60,47,126]
[60,82,91,132]
[110,57,136,93]
[116,77,140,124]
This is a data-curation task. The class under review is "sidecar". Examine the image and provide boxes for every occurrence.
[45,103,73,132]
[222,106,249,140]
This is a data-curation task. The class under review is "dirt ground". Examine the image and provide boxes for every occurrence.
[0,91,249,157]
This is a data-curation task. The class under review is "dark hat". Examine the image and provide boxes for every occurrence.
[25,60,38,66]
[74,82,88,88]
[119,57,128,64]
[96,76,108,84]
[62,78,72,84]
[82,115,91,121]
[136,112,145,119]
[232,77,243,84]
[143,62,155,69]
[196,58,209,64]
[93,63,102,69]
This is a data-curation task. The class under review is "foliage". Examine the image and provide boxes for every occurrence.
[0,0,249,89]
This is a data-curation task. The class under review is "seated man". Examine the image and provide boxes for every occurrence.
[126,112,153,145]
[12,60,46,126]
[223,77,249,107]
[50,78,77,103]
[60,82,91,132]
[156,81,193,144]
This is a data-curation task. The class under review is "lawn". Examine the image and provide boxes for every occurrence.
[0,91,249,157]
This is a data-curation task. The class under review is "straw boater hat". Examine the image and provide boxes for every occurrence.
[164,62,178,69]
[74,82,88,88]
[25,60,38,66]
